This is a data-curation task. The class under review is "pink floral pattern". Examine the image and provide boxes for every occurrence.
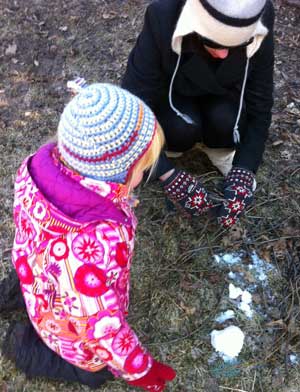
[46,319,62,334]
[50,238,69,261]
[95,346,113,361]
[15,256,34,285]
[62,291,79,313]
[112,327,138,356]
[74,264,109,297]
[14,208,36,245]
[118,269,129,291]
[29,195,50,223]
[116,242,129,267]
[72,233,104,264]
[88,312,122,340]
[124,345,151,374]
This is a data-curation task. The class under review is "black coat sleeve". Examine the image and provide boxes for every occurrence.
[121,4,168,111]
[233,3,275,173]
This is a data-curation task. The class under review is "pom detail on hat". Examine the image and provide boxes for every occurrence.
[58,83,157,183]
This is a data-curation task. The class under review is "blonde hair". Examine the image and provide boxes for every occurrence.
[126,123,165,190]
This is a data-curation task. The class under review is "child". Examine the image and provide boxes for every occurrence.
[1,81,176,391]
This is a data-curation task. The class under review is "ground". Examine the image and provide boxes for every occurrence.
[0,0,300,391]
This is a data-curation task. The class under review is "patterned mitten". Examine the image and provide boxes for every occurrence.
[127,360,176,391]
[162,169,213,216]
[217,167,256,228]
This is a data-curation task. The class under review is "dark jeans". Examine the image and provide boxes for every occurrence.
[5,320,113,389]
[153,94,247,178]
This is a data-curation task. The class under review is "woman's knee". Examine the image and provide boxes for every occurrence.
[202,98,246,148]
[157,115,202,151]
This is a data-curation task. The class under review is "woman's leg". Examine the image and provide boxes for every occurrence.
[156,94,203,152]
[152,95,204,179]
[200,95,247,148]
[2,321,113,389]
[0,269,25,313]
[199,95,247,175]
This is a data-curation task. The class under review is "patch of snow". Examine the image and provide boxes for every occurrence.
[214,253,242,265]
[228,271,236,279]
[289,354,299,364]
[211,251,279,363]
[248,251,274,283]
[215,310,235,323]
[211,326,245,361]
[214,255,221,263]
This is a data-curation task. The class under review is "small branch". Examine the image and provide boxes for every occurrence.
[219,386,248,392]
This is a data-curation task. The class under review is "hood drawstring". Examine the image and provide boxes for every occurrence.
[233,57,250,144]
[168,53,251,144]
[168,53,195,125]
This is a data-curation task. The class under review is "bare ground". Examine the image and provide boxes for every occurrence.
[0,0,300,391]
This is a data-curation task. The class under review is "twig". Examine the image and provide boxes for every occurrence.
[284,280,295,323]
[254,236,300,246]
[264,331,288,361]
[247,195,290,213]
[251,371,257,392]
[219,386,248,392]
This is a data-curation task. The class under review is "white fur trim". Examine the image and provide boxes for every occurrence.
[172,0,268,58]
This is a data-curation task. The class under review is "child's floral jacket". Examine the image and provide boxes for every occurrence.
[11,143,153,381]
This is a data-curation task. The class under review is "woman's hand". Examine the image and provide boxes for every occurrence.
[162,169,213,217]
[217,167,256,228]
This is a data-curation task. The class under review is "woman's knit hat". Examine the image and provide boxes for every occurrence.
[172,0,269,58]
[58,81,157,183]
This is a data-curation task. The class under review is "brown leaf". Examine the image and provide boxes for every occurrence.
[272,140,284,147]
[180,301,196,315]
[243,271,256,283]
[102,11,117,20]
[266,319,287,328]
[259,248,272,263]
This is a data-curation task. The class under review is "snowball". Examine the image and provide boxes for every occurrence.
[211,326,245,360]
[241,290,252,304]
[238,302,253,318]
[229,283,243,299]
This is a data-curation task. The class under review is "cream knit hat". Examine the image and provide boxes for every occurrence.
[172,0,269,58]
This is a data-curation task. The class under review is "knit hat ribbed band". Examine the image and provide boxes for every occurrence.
[58,83,157,183]
[172,0,269,58]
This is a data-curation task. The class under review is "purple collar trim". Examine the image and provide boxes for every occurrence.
[28,143,130,225]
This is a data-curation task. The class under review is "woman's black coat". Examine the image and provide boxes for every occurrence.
[122,0,275,172]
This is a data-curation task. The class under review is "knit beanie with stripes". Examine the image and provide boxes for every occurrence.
[172,0,269,58]
[58,82,157,184]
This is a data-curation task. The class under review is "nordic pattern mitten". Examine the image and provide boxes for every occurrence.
[217,167,256,228]
[162,169,213,217]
